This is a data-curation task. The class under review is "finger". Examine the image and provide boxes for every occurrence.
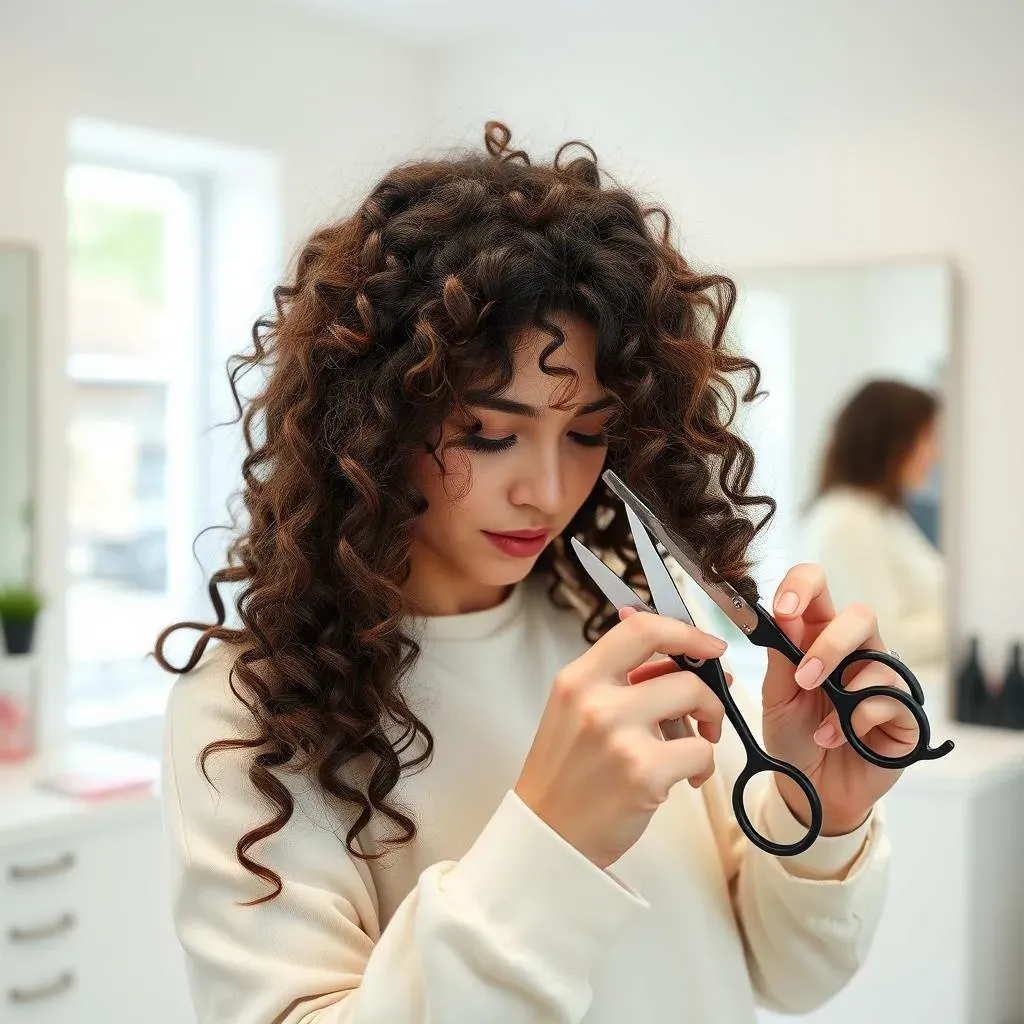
[625,670,725,744]
[651,735,716,791]
[814,693,918,751]
[582,610,727,682]
[792,603,882,691]
[628,657,679,686]
[841,654,909,694]
[772,563,836,626]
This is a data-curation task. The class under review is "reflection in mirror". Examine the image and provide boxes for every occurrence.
[0,243,36,588]
[688,262,953,696]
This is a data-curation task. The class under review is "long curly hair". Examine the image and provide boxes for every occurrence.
[155,121,774,905]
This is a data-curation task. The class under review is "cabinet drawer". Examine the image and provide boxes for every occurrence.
[0,909,85,990]
[3,967,85,1022]
[0,840,82,932]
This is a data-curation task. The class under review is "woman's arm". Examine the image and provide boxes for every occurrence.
[707,742,890,1014]
[163,650,647,1024]
[681,598,890,1013]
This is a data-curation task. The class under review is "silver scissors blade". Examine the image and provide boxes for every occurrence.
[569,537,651,613]
[602,469,759,636]
[569,535,694,742]
[622,504,695,627]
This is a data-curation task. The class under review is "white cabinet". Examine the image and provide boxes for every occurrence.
[0,746,195,1023]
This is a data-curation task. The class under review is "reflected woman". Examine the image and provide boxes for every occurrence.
[801,380,945,679]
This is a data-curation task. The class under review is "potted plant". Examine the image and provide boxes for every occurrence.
[0,585,44,656]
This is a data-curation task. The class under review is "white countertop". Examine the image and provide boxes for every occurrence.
[0,741,161,848]
[894,716,1024,794]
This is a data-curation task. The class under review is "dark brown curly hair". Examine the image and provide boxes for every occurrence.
[155,122,774,905]
[814,379,939,506]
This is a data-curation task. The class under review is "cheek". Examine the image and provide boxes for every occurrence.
[569,446,608,500]
[412,448,487,533]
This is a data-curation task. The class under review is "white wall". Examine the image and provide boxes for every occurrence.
[0,0,436,746]
[429,0,1024,682]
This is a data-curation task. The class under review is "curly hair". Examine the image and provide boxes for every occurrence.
[815,378,938,506]
[155,121,774,905]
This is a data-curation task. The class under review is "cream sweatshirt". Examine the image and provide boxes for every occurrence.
[162,576,889,1024]
[800,487,946,674]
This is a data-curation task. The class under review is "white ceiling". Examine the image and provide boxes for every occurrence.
[282,0,624,46]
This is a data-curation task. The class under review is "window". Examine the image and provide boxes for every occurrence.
[65,164,205,726]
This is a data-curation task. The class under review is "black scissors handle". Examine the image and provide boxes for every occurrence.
[746,600,955,770]
[668,652,822,856]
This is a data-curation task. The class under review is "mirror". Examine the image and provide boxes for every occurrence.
[690,261,954,697]
[0,243,37,587]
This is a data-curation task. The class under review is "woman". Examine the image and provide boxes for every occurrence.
[157,124,915,1024]
[801,380,945,677]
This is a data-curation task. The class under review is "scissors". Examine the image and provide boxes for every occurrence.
[571,469,955,856]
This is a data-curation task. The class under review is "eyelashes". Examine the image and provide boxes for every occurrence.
[461,431,608,453]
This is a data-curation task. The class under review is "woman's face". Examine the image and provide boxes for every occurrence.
[406,312,613,615]
[902,417,940,492]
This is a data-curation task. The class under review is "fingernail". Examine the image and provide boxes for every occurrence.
[713,637,728,653]
[814,722,838,747]
[794,657,823,689]
[775,591,799,615]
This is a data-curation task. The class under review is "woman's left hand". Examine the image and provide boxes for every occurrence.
[761,563,918,836]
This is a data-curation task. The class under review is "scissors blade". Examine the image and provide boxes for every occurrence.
[602,469,760,636]
[570,537,651,613]
[569,536,694,742]
[622,504,696,627]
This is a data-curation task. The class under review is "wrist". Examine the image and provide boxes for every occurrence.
[775,776,871,837]
[820,810,871,837]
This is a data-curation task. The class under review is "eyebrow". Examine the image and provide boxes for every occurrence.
[464,390,617,418]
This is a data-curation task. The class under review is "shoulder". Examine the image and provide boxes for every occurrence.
[164,641,258,777]
[804,488,889,538]
[162,640,354,869]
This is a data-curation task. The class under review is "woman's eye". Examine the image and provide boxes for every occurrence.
[463,434,517,453]
[569,431,608,448]
[460,429,607,453]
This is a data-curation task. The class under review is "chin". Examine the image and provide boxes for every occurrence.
[475,553,542,587]
[482,562,537,587]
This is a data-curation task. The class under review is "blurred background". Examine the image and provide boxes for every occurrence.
[0,0,1022,1021]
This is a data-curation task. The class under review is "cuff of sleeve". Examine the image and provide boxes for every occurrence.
[759,778,875,881]
[444,790,649,977]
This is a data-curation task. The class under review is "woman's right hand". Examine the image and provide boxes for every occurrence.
[514,611,728,870]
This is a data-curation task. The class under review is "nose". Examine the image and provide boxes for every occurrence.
[509,446,567,515]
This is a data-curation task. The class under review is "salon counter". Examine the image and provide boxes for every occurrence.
[759,718,1024,1024]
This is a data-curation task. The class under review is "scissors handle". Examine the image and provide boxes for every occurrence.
[667,652,822,856]
[745,600,954,769]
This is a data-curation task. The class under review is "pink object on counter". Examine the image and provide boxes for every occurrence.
[0,692,31,762]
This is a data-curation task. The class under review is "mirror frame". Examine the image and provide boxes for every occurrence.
[0,239,40,589]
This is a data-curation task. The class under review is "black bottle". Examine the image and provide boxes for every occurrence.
[954,636,994,725]
[996,642,1024,730]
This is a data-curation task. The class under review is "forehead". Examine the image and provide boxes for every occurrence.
[507,313,600,401]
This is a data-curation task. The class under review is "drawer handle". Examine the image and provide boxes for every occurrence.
[8,912,77,943]
[7,852,76,882]
[7,970,75,1004]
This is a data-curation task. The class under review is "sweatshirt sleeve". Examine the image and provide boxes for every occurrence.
[162,650,648,1024]
[703,676,890,1014]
